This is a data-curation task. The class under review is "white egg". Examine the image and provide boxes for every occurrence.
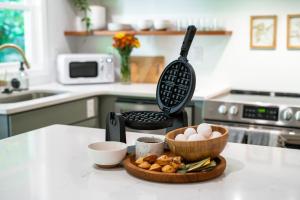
[184,127,197,138]
[197,123,212,138]
[188,133,206,141]
[175,134,187,141]
[210,131,222,139]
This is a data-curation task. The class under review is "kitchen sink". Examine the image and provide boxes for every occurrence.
[0,90,65,103]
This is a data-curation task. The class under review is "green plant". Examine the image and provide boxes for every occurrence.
[72,0,91,32]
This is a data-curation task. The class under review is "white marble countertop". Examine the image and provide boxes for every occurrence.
[0,124,299,200]
[0,80,230,114]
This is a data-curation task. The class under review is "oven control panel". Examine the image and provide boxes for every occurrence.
[203,91,300,128]
[242,105,279,121]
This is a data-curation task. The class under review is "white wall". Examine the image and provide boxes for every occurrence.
[50,0,300,92]
[46,0,77,82]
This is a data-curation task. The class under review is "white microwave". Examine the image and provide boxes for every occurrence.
[57,54,115,85]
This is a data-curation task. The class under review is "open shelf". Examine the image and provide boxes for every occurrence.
[64,30,232,36]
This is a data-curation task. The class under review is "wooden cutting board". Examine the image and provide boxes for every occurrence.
[130,56,165,83]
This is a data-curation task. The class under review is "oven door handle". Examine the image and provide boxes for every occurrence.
[218,124,283,147]
[224,125,281,134]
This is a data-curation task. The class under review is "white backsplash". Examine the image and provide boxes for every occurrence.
[47,0,300,92]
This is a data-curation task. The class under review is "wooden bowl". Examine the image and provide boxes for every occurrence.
[165,125,228,161]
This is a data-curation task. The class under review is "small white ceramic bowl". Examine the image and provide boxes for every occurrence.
[136,19,153,31]
[153,20,170,30]
[107,23,132,31]
[88,141,127,167]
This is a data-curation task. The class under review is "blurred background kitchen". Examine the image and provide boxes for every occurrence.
[1,0,300,148]
[1,0,299,91]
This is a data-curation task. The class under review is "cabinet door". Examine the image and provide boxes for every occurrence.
[9,97,98,136]
[0,115,9,139]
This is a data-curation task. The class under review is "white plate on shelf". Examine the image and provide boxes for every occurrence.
[108,23,132,31]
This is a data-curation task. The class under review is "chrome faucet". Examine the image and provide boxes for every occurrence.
[0,44,30,93]
[0,43,30,69]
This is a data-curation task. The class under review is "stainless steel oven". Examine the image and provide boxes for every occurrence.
[203,90,300,149]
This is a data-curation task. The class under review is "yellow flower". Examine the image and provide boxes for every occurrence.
[115,32,125,39]
[133,40,140,48]
[112,32,140,50]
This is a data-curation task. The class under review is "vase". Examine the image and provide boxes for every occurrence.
[120,53,131,83]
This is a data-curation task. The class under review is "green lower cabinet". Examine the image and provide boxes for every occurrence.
[0,97,99,139]
[0,115,9,139]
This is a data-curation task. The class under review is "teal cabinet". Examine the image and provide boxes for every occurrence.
[0,115,9,138]
[0,97,99,139]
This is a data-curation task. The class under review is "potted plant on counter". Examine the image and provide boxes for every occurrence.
[113,32,140,83]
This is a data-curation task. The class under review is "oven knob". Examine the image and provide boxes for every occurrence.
[218,105,227,115]
[282,109,293,121]
[295,111,300,121]
[229,105,239,115]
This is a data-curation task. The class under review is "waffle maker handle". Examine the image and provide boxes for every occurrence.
[180,25,197,59]
[105,112,126,143]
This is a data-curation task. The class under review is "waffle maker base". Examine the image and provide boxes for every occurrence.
[121,111,173,130]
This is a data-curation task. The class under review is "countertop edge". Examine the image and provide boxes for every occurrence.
[0,82,230,114]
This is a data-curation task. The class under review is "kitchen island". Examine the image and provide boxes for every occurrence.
[0,124,299,200]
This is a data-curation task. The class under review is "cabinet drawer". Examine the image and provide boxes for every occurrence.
[9,98,98,135]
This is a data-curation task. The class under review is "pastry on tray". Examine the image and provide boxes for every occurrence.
[134,154,216,174]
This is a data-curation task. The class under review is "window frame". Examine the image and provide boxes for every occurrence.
[0,0,48,75]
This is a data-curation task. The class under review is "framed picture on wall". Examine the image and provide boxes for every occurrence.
[250,15,277,49]
[287,14,300,49]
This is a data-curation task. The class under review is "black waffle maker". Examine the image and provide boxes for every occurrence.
[106,25,197,143]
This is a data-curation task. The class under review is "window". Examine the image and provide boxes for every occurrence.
[0,0,46,70]
[0,4,24,62]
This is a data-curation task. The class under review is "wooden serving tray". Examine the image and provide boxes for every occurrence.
[123,155,226,183]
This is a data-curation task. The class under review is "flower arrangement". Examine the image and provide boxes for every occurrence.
[113,32,140,82]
